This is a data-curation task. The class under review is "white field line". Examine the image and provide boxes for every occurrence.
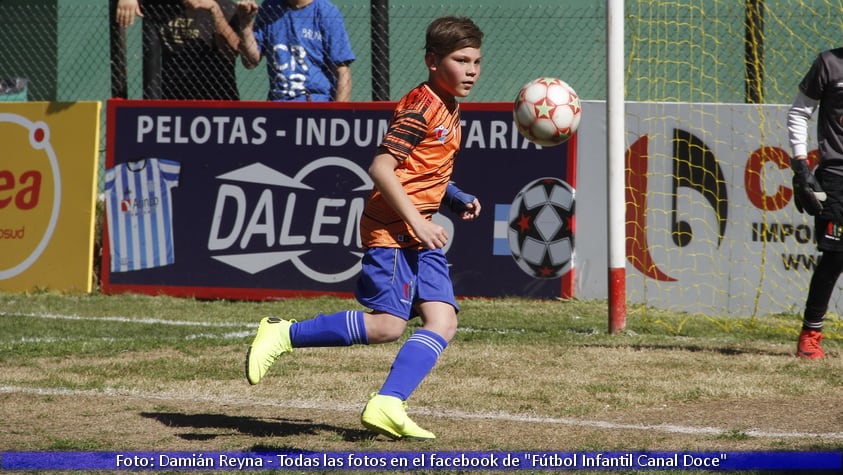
[5,332,254,344]
[1,384,842,441]
[0,311,519,333]
[0,311,250,328]
[0,311,524,343]
[0,311,255,344]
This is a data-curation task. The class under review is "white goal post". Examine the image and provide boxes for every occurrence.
[607,0,626,333]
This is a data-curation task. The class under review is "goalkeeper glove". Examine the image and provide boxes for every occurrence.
[791,158,826,216]
[443,182,476,214]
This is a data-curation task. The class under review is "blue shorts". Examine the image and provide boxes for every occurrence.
[354,247,459,319]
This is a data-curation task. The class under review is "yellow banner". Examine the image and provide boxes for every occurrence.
[0,102,101,292]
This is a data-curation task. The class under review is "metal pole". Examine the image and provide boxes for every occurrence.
[142,3,162,99]
[371,0,389,101]
[744,0,764,103]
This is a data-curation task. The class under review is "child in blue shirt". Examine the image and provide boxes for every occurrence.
[237,0,355,101]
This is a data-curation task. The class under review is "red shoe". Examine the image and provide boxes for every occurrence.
[796,329,825,359]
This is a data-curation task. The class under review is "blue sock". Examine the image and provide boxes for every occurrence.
[379,329,448,401]
[289,310,368,347]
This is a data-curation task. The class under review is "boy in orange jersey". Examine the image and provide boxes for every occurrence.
[244,16,484,440]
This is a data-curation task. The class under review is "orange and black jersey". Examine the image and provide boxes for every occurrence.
[360,83,461,248]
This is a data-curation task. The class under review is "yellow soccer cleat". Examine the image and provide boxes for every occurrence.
[361,393,435,440]
[245,317,293,385]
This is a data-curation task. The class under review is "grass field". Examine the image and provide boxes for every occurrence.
[0,291,841,474]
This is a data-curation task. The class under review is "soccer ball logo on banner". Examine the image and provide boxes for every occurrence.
[507,177,575,279]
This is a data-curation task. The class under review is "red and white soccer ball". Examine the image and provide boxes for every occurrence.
[513,77,582,147]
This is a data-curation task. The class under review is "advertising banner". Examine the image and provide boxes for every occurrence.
[0,101,101,292]
[576,100,820,316]
[102,100,575,300]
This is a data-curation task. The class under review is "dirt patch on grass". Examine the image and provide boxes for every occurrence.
[3,341,842,456]
[2,385,841,453]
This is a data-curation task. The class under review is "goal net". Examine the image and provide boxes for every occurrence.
[622,0,837,318]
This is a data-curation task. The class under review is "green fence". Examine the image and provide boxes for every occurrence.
[0,0,838,182]
[1,1,834,103]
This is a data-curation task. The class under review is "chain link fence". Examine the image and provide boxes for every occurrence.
[0,0,838,179]
[0,0,607,195]
[0,1,607,105]
[2,1,832,104]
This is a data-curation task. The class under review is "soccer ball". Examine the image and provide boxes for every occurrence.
[507,177,575,279]
[513,77,582,147]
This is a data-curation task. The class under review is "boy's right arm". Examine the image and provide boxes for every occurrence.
[369,153,449,250]
[787,90,817,160]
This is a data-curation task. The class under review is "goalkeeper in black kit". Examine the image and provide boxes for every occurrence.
[786,47,843,359]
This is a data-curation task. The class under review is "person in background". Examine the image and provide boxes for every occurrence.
[787,47,843,359]
[115,0,241,100]
[236,0,354,101]
[115,0,143,28]
[243,16,484,439]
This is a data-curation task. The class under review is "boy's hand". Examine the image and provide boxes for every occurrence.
[116,0,142,28]
[183,0,215,11]
[443,182,481,220]
[414,220,449,250]
[792,158,825,216]
[458,198,481,220]
[237,0,260,26]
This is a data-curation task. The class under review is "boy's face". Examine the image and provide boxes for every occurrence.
[426,47,482,99]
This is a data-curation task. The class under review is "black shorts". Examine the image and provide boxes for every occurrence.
[815,169,843,252]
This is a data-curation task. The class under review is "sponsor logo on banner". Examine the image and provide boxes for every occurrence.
[0,113,60,280]
[625,129,727,282]
[591,101,826,316]
[625,125,820,283]
[207,157,372,282]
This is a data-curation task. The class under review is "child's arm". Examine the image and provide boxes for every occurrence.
[236,1,261,69]
[369,153,450,250]
[443,182,481,220]
[184,0,240,59]
[115,0,142,28]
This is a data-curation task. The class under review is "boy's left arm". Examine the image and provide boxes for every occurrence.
[443,182,481,220]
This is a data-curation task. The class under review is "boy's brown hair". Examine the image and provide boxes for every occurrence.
[424,16,483,58]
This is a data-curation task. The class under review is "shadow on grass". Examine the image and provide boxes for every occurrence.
[140,412,373,442]
[578,341,793,357]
